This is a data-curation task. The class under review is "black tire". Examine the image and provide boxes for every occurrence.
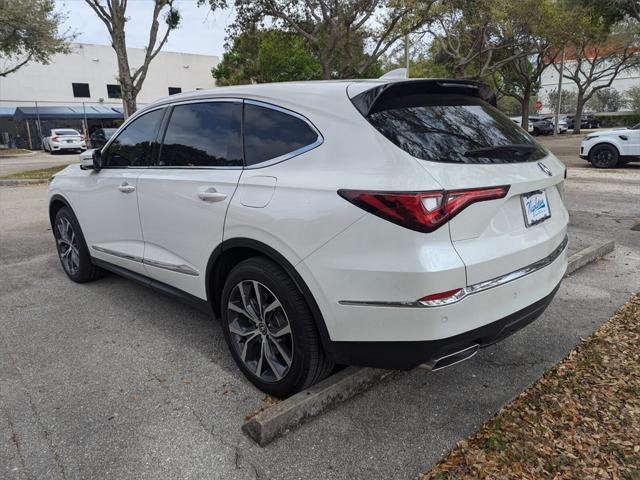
[589,144,619,168]
[53,207,104,283]
[220,257,333,397]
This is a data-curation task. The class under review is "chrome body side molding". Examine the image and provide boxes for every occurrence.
[339,235,568,308]
[91,246,200,276]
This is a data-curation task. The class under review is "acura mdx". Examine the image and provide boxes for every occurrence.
[48,79,569,397]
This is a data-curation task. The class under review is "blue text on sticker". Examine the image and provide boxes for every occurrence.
[526,196,547,216]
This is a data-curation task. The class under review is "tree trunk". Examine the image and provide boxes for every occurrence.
[319,54,331,80]
[121,87,137,118]
[521,88,531,130]
[112,27,137,118]
[573,90,585,135]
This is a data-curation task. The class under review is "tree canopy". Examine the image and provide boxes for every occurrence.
[0,0,72,77]
[213,29,322,85]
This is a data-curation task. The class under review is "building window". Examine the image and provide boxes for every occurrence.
[72,83,91,98]
[168,87,182,95]
[107,84,122,99]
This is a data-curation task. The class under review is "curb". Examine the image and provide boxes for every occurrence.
[241,239,617,447]
[242,367,394,446]
[0,179,48,186]
[566,240,615,275]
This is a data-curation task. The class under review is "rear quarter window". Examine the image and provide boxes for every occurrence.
[243,103,320,166]
[367,94,546,164]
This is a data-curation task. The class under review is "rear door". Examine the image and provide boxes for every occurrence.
[137,100,243,299]
[361,89,569,285]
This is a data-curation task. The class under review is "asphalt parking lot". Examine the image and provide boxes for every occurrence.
[1,135,639,480]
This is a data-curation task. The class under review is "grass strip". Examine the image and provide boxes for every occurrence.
[1,165,66,180]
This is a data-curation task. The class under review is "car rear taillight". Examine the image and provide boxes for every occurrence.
[51,136,59,142]
[418,288,466,306]
[338,186,509,233]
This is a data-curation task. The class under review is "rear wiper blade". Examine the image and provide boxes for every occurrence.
[464,144,538,159]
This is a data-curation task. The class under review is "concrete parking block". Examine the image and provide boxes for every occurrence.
[566,240,615,275]
[242,367,394,446]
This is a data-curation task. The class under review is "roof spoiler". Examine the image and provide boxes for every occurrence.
[350,79,497,117]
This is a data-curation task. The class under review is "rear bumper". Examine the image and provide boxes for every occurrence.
[327,281,561,369]
[51,143,85,150]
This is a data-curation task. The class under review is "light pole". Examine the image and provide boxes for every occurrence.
[553,48,565,136]
[405,33,410,77]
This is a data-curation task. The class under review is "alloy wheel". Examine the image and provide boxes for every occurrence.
[227,280,294,383]
[592,148,614,168]
[56,217,80,275]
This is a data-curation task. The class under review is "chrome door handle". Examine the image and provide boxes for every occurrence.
[198,188,227,202]
[118,182,135,194]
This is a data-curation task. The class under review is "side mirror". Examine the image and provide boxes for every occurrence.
[92,149,103,171]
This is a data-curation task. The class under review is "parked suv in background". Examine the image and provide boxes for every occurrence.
[580,122,640,168]
[89,128,117,149]
[566,114,600,130]
[541,116,568,134]
[529,117,554,135]
[48,79,569,397]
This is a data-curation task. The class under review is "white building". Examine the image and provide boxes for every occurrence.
[0,43,218,148]
[0,43,218,107]
[538,60,639,114]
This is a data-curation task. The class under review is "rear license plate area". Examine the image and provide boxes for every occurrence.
[521,190,551,227]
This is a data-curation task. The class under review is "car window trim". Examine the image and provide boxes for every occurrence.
[100,105,168,169]
[151,98,245,170]
[243,99,324,169]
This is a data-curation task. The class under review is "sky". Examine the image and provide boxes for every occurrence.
[55,0,234,58]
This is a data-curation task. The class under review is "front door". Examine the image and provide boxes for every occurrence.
[621,128,640,157]
[75,108,165,275]
[137,100,244,299]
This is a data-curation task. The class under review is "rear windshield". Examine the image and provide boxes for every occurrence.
[54,129,80,136]
[367,94,546,164]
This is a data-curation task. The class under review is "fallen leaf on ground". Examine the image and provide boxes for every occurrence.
[420,292,640,480]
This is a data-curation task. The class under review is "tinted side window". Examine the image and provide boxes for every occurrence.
[104,109,164,167]
[158,102,242,167]
[244,103,319,166]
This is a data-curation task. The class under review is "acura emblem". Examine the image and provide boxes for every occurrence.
[538,162,552,176]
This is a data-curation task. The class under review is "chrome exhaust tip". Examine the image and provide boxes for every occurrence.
[418,344,480,372]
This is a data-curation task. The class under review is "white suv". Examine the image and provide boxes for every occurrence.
[48,79,569,397]
[580,123,640,168]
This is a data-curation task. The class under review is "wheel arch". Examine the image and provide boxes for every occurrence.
[49,194,73,228]
[588,141,621,159]
[205,238,334,358]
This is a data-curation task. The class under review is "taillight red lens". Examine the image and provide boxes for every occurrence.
[419,288,463,302]
[338,186,509,233]
[51,136,59,142]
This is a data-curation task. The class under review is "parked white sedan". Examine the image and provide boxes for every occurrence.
[43,129,87,153]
